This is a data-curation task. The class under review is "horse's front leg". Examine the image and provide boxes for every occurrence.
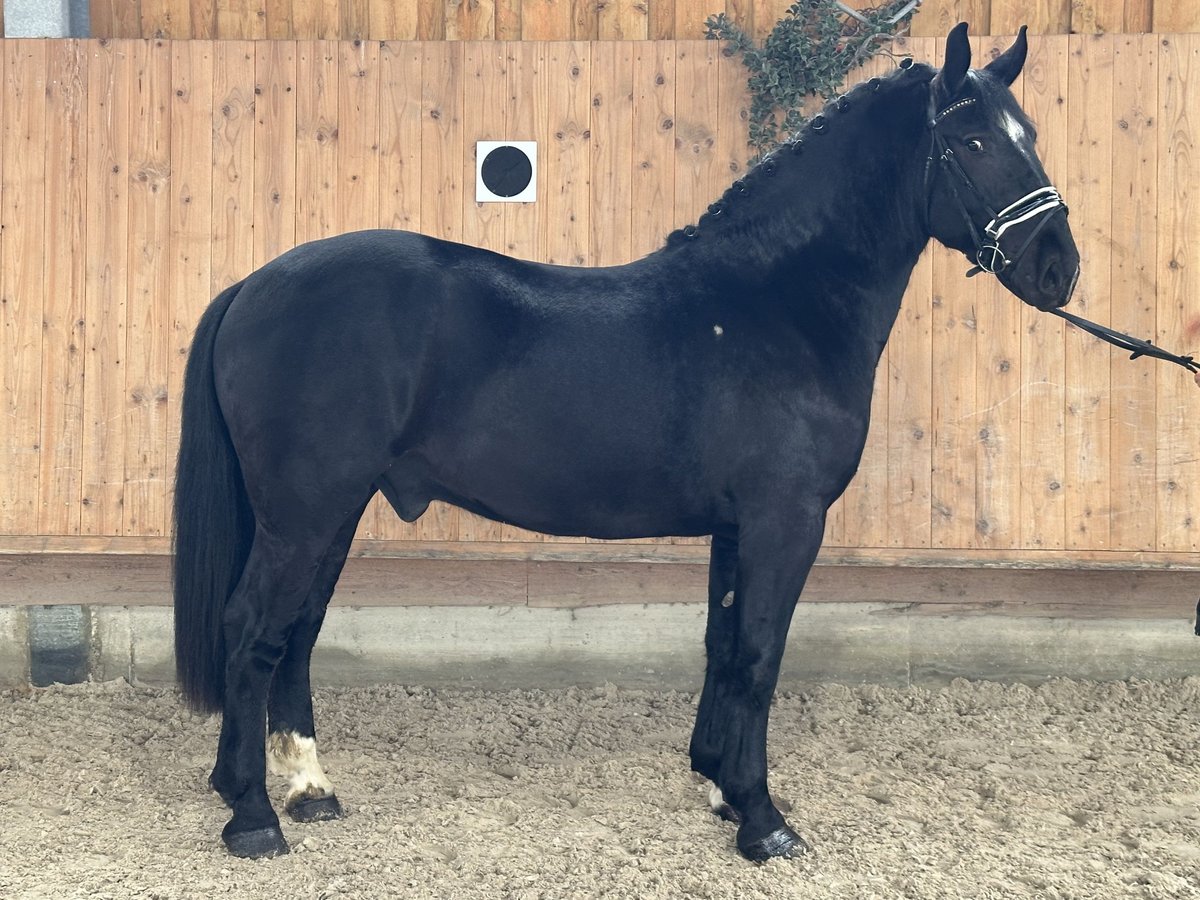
[693,511,824,861]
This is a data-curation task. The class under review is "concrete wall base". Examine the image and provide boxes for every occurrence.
[1,602,1197,690]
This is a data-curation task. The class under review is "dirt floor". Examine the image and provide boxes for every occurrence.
[2,678,1199,900]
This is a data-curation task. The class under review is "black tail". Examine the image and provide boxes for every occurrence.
[173,281,254,713]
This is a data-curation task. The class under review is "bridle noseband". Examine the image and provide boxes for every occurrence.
[924,92,1068,278]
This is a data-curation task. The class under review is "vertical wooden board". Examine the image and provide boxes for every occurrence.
[378,42,423,233]
[495,0,521,39]
[752,0,790,40]
[599,0,649,40]
[1123,0,1152,32]
[446,0,496,39]
[461,44,507,258]
[972,36,1024,551]
[82,40,131,536]
[123,40,172,537]
[888,249,934,550]
[1155,34,1200,551]
[211,42,256,296]
[335,40,381,238]
[166,41,214,541]
[675,0,724,40]
[647,0,676,40]
[216,0,267,38]
[253,42,297,270]
[368,0,418,39]
[590,41,636,267]
[92,0,145,38]
[571,0,597,39]
[0,41,45,534]
[1154,3,1200,32]
[416,42,463,543]
[188,0,218,37]
[340,0,371,38]
[265,0,293,37]
[417,0,447,39]
[910,1,991,39]
[521,0,572,39]
[1063,35,1114,550]
[539,42,591,267]
[295,41,339,246]
[293,0,342,38]
[724,0,752,37]
[991,0,1071,33]
[421,42,465,245]
[141,0,189,37]
[672,42,719,231]
[714,44,748,195]
[39,42,89,537]
[630,42,675,258]
[503,41,542,265]
[1108,34,1157,551]
[929,258,978,549]
[90,0,116,37]
[1018,34,1069,551]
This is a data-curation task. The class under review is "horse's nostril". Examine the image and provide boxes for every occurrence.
[1040,262,1062,293]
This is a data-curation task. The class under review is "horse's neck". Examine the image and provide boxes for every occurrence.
[687,130,931,356]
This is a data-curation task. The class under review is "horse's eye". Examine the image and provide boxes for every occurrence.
[966,139,984,152]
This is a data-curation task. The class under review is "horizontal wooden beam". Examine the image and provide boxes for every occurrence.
[3,552,1198,621]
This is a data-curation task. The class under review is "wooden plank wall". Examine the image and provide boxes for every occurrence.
[2,35,1200,569]
[90,0,1200,40]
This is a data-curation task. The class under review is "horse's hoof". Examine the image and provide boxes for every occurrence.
[223,824,290,859]
[738,825,811,862]
[287,794,344,823]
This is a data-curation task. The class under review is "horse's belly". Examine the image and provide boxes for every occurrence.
[418,424,716,540]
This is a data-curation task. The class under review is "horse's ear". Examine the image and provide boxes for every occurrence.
[934,22,971,104]
[984,25,1028,86]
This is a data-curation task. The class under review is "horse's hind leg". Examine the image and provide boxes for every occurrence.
[266,497,371,824]
[690,529,738,815]
[209,521,347,859]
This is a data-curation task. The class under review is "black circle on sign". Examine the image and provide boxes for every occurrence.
[481,145,533,198]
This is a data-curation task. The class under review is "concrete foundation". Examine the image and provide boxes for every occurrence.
[8,602,1184,692]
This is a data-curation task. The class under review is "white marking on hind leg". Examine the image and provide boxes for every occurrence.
[708,782,739,822]
[267,731,335,808]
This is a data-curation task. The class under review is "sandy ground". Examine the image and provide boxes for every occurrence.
[1,678,1199,900]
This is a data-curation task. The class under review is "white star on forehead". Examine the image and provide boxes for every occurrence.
[999,110,1030,145]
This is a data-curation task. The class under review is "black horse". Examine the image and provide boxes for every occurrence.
[174,24,1079,861]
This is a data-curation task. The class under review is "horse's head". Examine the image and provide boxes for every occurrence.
[924,23,1080,311]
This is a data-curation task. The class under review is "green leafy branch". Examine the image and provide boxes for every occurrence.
[706,0,921,162]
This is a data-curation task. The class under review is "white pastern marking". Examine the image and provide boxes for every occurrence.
[708,782,726,812]
[267,731,335,805]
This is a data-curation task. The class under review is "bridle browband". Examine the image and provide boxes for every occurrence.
[924,92,1068,279]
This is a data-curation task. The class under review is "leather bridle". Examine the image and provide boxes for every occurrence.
[924,92,1068,279]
